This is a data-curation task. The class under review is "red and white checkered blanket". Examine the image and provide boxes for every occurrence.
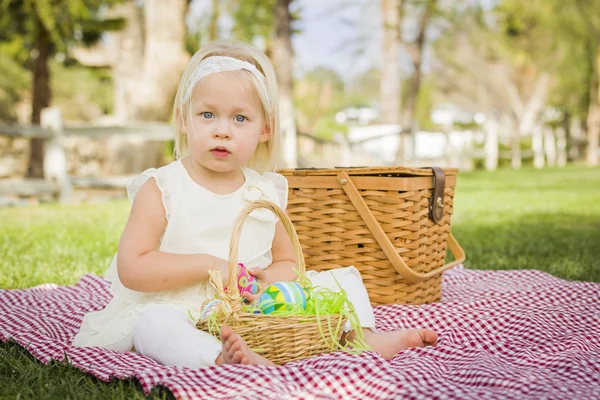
[2,266,599,399]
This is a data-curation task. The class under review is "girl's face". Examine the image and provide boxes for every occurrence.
[184,70,270,177]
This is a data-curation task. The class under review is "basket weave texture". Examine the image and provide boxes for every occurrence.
[278,167,465,306]
[196,200,347,365]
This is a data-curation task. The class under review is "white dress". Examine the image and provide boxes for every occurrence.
[73,159,375,367]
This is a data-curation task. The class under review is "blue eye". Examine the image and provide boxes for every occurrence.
[235,115,247,122]
[201,112,213,119]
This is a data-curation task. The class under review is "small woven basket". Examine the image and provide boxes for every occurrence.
[279,166,466,306]
[196,200,347,365]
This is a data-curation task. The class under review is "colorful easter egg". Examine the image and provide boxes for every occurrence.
[199,298,232,320]
[199,299,222,320]
[237,263,259,295]
[258,282,310,314]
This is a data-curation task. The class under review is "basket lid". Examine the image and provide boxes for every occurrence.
[277,166,459,177]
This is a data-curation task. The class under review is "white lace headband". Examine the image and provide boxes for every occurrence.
[182,55,271,112]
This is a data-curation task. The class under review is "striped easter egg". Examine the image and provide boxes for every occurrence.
[258,282,310,314]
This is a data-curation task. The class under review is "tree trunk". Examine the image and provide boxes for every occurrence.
[518,73,550,135]
[133,0,188,121]
[532,123,544,168]
[380,0,402,124]
[556,126,567,167]
[401,0,434,129]
[273,0,297,167]
[543,126,557,166]
[508,73,550,170]
[511,119,522,169]
[585,46,600,166]
[110,0,144,122]
[484,115,499,171]
[27,21,51,178]
[209,0,219,41]
[396,0,435,164]
[264,37,273,60]
[586,103,600,165]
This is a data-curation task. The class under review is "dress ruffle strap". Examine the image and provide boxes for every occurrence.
[126,168,171,220]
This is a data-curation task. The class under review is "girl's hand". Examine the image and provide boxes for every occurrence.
[211,257,240,286]
[241,267,269,303]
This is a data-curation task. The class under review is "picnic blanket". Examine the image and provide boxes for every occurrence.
[1,265,599,399]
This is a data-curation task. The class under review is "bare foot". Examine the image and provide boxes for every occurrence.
[350,328,438,361]
[215,325,276,366]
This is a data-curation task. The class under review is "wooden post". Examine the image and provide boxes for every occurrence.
[334,132,352,167]
[41,107,72,202]
[556,126,567,167]
[543,126,557,167]
[484,117,499,171]
[511,119,522,169]
[273,0,298,168]
[532,123,545,169]
[442,123,452,167]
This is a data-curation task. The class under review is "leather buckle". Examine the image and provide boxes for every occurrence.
[428,167,445,223]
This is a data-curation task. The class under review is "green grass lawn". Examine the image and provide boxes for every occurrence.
[1,165,599,398]
[451,165,600,282]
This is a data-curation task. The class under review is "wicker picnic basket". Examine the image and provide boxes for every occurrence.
[278,166,466,306]
[196,200,347,365]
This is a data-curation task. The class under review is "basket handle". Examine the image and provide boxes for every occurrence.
[336,172,465,284]
[227,200,307,294]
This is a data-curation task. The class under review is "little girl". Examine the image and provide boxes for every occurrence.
[72,41,438,367]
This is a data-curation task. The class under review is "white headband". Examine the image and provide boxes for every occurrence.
[182,55,271,112]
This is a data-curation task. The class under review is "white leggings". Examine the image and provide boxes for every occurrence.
[133,306,222,368]
[133,266,375,368]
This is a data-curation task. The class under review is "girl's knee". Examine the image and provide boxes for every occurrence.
[132,307,221,367]
[134,310,158,335]
[133,308,186,351]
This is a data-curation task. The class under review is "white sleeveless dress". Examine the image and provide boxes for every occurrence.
[72,160,289,352]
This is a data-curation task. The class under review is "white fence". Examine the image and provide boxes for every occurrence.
[0,107,174,203]
[0,107,574,204]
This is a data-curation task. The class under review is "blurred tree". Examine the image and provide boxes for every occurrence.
[108,0,143,122]
[303,67,345,92]
[347,67,380,107]
[0,54,29,122]
[295,67,347,139]
[50,61,113,120]
[413,75,436,131]
[226,0,301,165]
[495,1,554,168]
[379,0,459,162]
[555,0,599,166]
[129,0,189,121]
[436,0,600,166]
[209,0,220,41]
[400,0,437,127]
[497,0,600,166]
[395,0,438,163]
[432,3,554,169]
[0,0,124,177]
[273,0,298,167]
[230,0,276,57]
[380,0,402,124]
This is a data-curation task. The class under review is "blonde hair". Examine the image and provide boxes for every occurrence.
[172,41,280,173]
